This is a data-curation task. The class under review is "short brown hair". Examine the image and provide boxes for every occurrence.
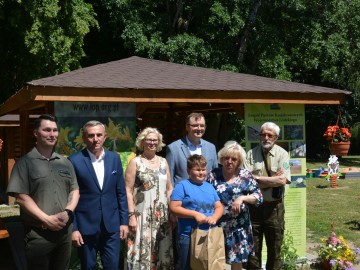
[187,154,207,170]
[186,112,205,125]
[34,114,57,130]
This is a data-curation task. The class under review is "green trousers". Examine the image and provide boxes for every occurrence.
[24,225,72,270]
[247,202,285,270]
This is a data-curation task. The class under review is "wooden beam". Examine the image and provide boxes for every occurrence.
[29,86,346,101]
[0,86,34,115]
[33,95,342,104]
[0,84,349,116]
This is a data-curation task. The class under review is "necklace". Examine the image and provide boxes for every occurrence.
[141,154,157,163]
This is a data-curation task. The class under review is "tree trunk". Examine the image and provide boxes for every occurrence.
[237,0,262,66]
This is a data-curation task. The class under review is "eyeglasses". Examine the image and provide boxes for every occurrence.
[187,124,206,128]
[259,133,277,139]
[144,139,159,143]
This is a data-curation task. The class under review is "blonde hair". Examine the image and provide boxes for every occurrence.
[217,140,246,168]
[135,127,165,152]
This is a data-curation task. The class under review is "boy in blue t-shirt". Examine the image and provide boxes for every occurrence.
[170,154,224,270]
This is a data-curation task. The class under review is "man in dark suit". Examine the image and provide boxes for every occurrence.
[69,120,128,270]
[166,112,218,186]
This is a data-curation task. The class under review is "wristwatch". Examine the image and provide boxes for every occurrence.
[64,209,74,222]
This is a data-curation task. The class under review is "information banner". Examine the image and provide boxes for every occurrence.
[244,103,306,259]
[54,102,136,170]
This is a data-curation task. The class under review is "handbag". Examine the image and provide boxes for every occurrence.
[190,226,226,270]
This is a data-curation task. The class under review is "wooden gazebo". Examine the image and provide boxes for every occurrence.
[0,56,351,190]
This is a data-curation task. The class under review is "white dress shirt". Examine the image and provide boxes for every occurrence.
[87,149,105,189]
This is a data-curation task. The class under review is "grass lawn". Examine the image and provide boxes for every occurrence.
[306,158,360,249]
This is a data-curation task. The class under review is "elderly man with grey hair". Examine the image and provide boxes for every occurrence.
[244,122,290,270]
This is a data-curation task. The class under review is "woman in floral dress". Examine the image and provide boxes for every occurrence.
[207,141,263,270]
[125,127,174,270]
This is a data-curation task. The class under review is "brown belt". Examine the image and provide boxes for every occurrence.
[262,199,282,206]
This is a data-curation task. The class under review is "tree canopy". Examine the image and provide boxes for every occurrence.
[83,0,360,94]
[0,0,97,100]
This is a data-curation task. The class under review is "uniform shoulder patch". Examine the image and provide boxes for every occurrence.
[283,162,290,170]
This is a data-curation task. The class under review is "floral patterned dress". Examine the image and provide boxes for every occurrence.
[127,156,173,270]
[207,167,263,264]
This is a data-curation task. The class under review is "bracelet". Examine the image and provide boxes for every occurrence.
[128,212,136,217]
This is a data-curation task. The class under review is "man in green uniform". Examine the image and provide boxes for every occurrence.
[7,114,79,270]
[244,122,290,270]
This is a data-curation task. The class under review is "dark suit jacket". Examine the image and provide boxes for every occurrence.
[166,136,218,185]
[69,149,128,235]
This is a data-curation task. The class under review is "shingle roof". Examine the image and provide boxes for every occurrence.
[28,56,350,94]
[0,56,351,116]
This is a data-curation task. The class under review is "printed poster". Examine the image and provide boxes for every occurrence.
[54,102,136,171]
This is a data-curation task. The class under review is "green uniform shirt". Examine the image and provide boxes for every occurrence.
[7,147,78,223]
[244,144,290,202]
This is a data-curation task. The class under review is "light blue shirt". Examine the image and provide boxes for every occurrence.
[186,136,202,156]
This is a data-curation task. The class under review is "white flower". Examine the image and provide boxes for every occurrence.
[217,184,226,193]
[229,250,236,261]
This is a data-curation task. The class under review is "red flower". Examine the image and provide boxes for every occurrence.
[155,211,161,221]
[323,125,351,142]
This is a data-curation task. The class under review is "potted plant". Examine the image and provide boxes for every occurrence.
[317,227,360,270]
[323,125,352,156]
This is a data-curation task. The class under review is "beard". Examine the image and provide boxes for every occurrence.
[261,140,275,150]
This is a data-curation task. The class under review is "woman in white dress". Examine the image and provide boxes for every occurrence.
[126,127,174,270]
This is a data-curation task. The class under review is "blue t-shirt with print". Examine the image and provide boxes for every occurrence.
[170,179,220,237]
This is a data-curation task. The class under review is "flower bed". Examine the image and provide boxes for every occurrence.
[318,228,360,269]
